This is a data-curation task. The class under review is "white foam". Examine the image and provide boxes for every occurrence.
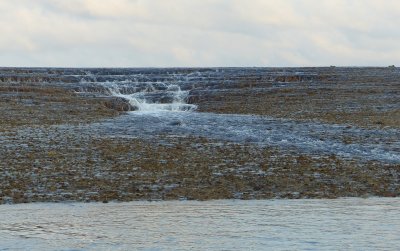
[102,82,197,113]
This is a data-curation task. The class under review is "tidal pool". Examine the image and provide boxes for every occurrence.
[1,198,399,250]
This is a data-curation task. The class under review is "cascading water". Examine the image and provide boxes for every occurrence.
[101,82,197,112]
[73,69,202,113]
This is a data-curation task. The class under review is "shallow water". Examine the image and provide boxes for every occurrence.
[87,111,400,163]
[1,198,399,250]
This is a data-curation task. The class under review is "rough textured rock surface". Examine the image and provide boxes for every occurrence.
[0,67,399,204]
[103,97,136,112]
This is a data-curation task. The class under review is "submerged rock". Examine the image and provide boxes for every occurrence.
[170,120,183,126]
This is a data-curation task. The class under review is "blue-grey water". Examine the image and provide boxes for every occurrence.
[1,198,400,250]
[87,111,400,163]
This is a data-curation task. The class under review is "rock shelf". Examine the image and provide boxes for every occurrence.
[0,67,399,203]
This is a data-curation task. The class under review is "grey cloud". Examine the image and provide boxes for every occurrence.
[0,0,399,67]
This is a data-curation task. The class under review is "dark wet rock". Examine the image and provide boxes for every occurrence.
[159,96,175,104]
[170,120,183,126]
[104,97,136,112]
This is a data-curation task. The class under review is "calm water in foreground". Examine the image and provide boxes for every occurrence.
[0,198,399,250]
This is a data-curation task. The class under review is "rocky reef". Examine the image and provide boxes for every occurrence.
[0,67,399,203]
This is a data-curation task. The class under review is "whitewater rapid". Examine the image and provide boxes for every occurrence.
[99,81,197,112]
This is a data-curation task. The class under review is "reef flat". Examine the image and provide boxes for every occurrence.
[0,67,399,203]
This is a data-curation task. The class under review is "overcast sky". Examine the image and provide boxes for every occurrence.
[1,0,399,67]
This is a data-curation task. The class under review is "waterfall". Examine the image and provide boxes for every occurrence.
[101,81,197,112]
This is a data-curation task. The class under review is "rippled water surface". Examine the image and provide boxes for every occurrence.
[1,198,399,250]
[87,111,400,163]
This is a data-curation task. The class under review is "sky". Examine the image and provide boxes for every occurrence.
[0,0,399,67]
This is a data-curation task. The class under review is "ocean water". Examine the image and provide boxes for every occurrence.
[1,198,399,250]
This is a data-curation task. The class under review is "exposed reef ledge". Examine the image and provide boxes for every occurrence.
[0,67,399,204]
